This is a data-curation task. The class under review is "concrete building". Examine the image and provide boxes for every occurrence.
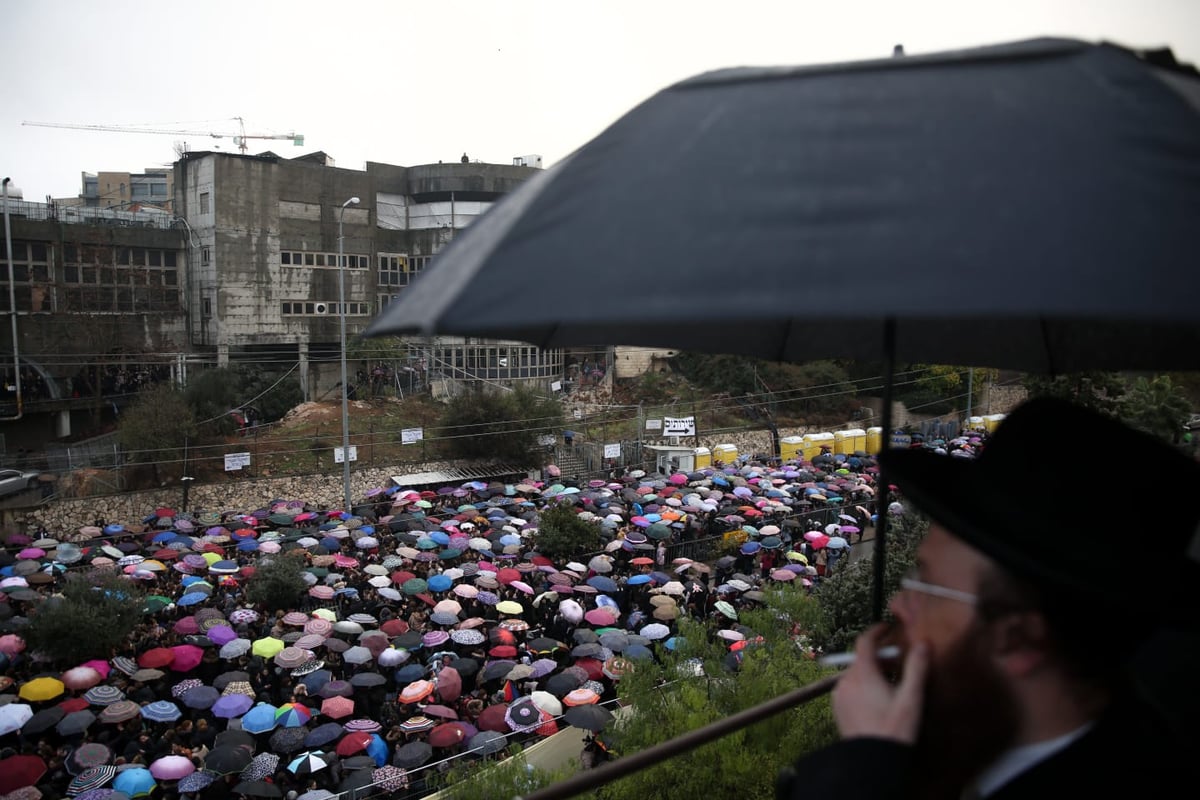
[82,168,174,211]
[0,151,560,452]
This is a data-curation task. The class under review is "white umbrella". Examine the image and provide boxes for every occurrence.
[343,646,372,665]
[588,556,613,574]
[558,599,584,625]
[529,691,562,717]
[0,703,33,735]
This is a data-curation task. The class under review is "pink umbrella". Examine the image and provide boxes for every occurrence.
[669,473,689,485]
[320,696,355,719]
[61,667,103,691]
[584,609,617,626]
[149,754,195,780]
[0,635,26,655]
[80,660,111,680]
[17,548,45,560]
[436,667,462,703]
[169,645,204,672]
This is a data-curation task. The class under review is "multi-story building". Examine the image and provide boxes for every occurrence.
[0,151,562,452]
[81,168,174,211]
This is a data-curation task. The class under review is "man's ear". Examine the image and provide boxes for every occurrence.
[990,611,1049,677]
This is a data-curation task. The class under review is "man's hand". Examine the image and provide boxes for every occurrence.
[831,624,928,744]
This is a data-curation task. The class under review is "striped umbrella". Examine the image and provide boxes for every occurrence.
[140,701,182,723]
[66,765,116,796]
[98,701,141,724]
[286,752,329,775]
[342,719,381,733]
[83,686,125,707]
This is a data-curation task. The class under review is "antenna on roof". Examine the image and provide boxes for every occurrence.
[893,44,905,57]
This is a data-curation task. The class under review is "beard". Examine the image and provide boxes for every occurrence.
[906,621,1021,800]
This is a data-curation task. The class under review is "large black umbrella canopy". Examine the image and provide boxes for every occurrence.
[365,37,1200,373]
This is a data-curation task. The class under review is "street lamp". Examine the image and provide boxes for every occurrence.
[338,196,360,512]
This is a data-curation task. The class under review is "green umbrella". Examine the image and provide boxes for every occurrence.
[402,578,428,595]
[268,514,295,526]
[306,567,329,578]
[438,548,462,560]
[142,596,173,613]
[646,524,672,541]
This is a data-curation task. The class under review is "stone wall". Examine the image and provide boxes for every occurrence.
[24,459,521,540]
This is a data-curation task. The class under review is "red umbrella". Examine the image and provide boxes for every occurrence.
[335,732,372,757]
[380,619,409,637]
[0,755,46,794]
[428,723,465,748]
[476,704,509,733]
[573,658,605,681]
[496,569,521,585]
[436,667,461,703]
[488,645,517,659]
[170,645,205,672]
[138,648,174,669]
[422,704,458,720]
[321,697,354,720]
[59,697,90,713]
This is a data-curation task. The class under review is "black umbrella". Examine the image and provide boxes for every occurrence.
[481,661,516,682]
[545,673,582,698]
[452,657,479,678]
[204,745,255,775]
[269,727,308,754]
[348,672,386,688]
[234,780,282,798]
[564,704,614,732]
[393,741,432,769]
[338,769,376,800]
[56,710,97,737]
[22,706,64,735]
[214,671,251,691]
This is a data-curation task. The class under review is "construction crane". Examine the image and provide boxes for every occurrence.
[21,117,304,154]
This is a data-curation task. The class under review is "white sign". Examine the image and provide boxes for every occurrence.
[334,446,358,463]
[573,409,582,419]
[663,416,696,437]
[645,418,662,430]
[537,434,557,446]
[551,381,562,392]
[604,443,621,459]
[401,428,423,445]
[224,452,251,471]
[890,433,912,449]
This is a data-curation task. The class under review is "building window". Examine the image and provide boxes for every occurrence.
[279,251,368,270]
[281,301,369,316]
[0,240,54,312]
[201,247,210,266]
[57,244,182,313]
[199,192,210,214]
[202,298,212,318]
[378,254,409,286]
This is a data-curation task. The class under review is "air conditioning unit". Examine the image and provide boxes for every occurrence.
[314,302,328,314]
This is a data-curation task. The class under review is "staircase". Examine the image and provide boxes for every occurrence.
[547,445,589,482]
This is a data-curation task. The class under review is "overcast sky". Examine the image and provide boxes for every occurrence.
[4,0,1198,200]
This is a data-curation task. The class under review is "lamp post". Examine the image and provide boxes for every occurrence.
[338,196,360,512]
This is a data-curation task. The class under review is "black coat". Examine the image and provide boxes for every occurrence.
[776,690,1195,800]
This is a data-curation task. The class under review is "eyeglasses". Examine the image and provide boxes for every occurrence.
[899,568,978,605]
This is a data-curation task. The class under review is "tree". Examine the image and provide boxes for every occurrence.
[184,367,303,432]
[811,514,927,654]
[533,502,603,561]
[244,552,307,613]
[1120,375,1192,443]
[117,384,198,483]
[24,570,145,665]
[597,589,837,800]
[438,386,563,463]
[1023,372,1126,415]
[433,745,572,800]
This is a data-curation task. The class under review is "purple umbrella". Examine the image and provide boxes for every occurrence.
[207,626,237,646]
[212,694,254,719]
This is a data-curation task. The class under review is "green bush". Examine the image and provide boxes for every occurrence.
[533,503,604,561]
[24,571,145,665]
[244,551,307,613]
[438,385,563,463]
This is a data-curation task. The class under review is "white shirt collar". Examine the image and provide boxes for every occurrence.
[970,722,1095,797]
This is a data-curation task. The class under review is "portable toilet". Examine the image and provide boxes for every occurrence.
[712,443,738,465]
[866,427,883,455]
[780,436,804,462]
[966,416,987,432]
[693,446,712,469]
[834,428,867,455]
[983,414,1006,433]
[802,432,835,461]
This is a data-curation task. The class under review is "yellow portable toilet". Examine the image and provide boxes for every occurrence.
[866,427,883,455]
[834,428,867,455]
[712,443,738,465]
[802,432,835,461]
[983,414,1006,433]
[693,447,712,469]
[780,436,804,462]
[966,416,987,432]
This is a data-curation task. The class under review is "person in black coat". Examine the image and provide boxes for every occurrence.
[778,398,1200,800]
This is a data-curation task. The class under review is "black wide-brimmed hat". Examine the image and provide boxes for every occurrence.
[879,396,1200,626]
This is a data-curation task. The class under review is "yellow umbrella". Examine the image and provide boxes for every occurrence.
[495,600,524,615]
[786,551,809,564]
[19,676,65,702]
[311,608,337,622]
[201,552,222,566]
[140,560,167,572]
[251,637,285,658]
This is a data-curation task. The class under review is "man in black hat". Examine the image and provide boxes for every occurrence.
[778,396,1200,799]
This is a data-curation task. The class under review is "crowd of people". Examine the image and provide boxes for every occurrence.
[0,450,885,800]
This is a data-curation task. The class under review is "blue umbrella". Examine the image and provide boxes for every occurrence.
[365,734,388,767]
[237,540,259,552]
[152,532,177,544]
[320,537,340,551]
[586,576,618,593]
[240,702,279,734]
[428,531,450,545]
[182,686,220,710]
[499,535,521,547]
[113,767,156,798]
[140,701,182,723]
[177,592,207,606]
[299,670,332,694]
[427,575,452,593]
[304,722,344,748]
[626,574,651,586]
[625,644,654,660]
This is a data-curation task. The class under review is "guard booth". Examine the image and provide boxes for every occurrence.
[693,447,712,469]
[644,444,700,474]
[834,428,867,455]
[780,436,805,462]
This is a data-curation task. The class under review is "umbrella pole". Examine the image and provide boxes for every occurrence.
[872,319,896,621]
